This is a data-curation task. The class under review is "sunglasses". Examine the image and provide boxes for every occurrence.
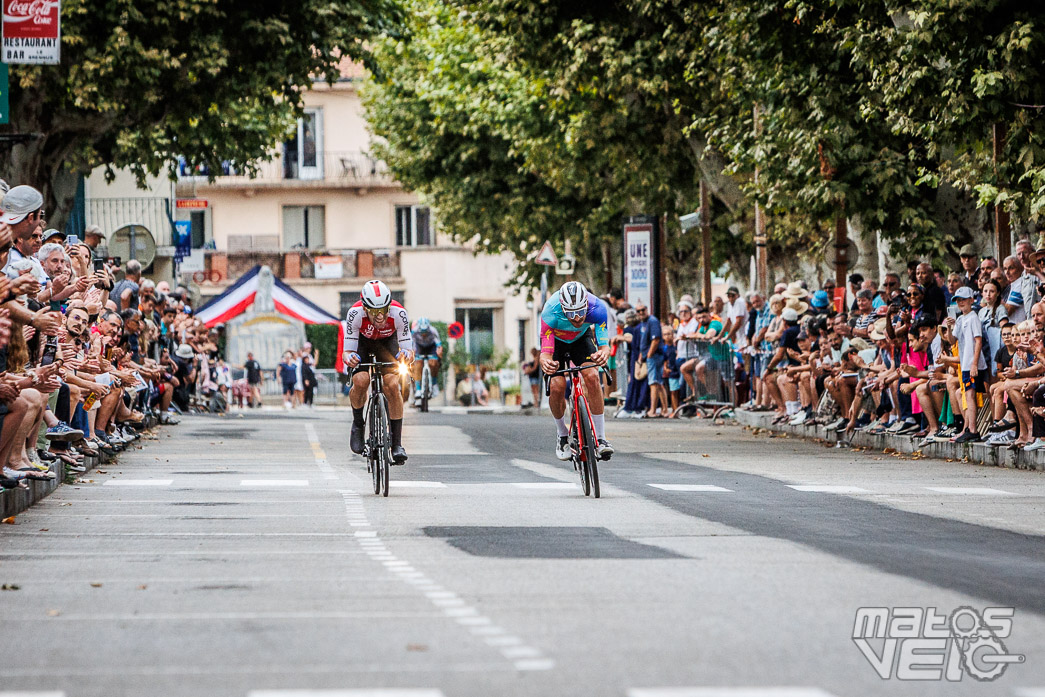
[564,309,586,321]
[906,292,922,297]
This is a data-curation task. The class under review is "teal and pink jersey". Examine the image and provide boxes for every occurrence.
[540,293,609,353]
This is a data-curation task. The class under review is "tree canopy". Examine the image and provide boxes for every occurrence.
[364,0,1045,289]
[1,0,399,229]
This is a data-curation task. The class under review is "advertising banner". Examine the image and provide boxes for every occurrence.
[623,218,655,309]
[2,0,61,65]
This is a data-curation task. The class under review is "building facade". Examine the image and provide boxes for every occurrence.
[86,68,535,368]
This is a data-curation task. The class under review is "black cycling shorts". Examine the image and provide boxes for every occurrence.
[549,334,599,372]
[352,336,401,376]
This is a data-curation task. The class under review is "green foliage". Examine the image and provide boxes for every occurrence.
[3,0,400,228]
[305,324,340,370]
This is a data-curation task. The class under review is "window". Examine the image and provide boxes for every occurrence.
[455,307,494,364]
[283,109,323,180]
[395,205,433,247]
[282,205,325,249]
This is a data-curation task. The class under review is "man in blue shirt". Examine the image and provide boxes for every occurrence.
[634,302,666,417]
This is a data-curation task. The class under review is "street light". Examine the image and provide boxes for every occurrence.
[679,211,701,233]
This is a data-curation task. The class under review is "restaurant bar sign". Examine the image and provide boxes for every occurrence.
[2,0,61,64]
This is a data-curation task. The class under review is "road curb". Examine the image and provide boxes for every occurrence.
[0,415,160,520]
[734,408,1045,471]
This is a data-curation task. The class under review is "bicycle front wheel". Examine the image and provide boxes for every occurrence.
[376,393,391,497]
[421,366,430,413]
[576,396,600,498]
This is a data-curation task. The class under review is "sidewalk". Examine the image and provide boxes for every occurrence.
[734,408,1045,472]
[0,415,159,519]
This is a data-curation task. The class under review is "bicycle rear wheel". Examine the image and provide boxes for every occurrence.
[376,393,391,497]
[576,396,600,498]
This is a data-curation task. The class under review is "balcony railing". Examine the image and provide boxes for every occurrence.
[202,248,400,284]
[86,197,175,247]
[178,151,396,188]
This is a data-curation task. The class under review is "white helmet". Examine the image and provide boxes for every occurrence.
[559,281,589,313]
[360,279,392,310]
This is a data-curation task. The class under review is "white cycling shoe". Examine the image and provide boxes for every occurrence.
[555,436,571,461]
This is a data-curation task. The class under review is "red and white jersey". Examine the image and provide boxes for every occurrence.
[343,300,412,353]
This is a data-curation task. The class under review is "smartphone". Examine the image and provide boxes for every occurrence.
[930,382,947,392]
[93,258,105,273]
[41,336,58,366]
[49,300,60,312]
[109,256,121,267]
[66,234,80,246]
[946,305,960,319]
[839,372,860,379]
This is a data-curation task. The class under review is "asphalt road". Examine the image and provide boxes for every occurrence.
[2,409,1045,697]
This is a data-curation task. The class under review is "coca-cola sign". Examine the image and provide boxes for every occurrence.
[2,0,60,64]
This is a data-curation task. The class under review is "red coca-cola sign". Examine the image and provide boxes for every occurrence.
[2,0,60,64]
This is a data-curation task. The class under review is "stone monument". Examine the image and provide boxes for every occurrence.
[226,266,307,369]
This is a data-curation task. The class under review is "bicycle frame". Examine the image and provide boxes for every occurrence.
[546,363,599,458]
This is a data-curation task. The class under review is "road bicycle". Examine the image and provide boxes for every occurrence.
[359,361,397,497]
[546,362,609,497]
[415,354,438,412]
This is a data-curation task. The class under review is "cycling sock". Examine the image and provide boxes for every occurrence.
[592,413,605,440]
[352,407,364,426]
[390,418,403,448]
[554,416,569,437]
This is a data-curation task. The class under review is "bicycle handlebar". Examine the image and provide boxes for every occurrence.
[544,361,605,396]
[356,361,399,368]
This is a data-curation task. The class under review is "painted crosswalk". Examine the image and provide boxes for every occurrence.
[648,484,733,492]
[627,690,838,697]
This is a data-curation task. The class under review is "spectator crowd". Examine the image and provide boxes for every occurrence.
[0,181,250,491]
[601,236,1045,452]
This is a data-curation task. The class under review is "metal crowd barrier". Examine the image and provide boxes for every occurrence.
[677,338,737,410]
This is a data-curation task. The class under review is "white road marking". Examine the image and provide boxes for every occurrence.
[510,482,576,490]
[648,484,733,492]
[925,487,1018,496]
[389,481,446,488]
[514,659,555,671]
[787,485,870,494]
[102,479,172,487]
[627,690,839,697]
[485,636,523,647]
[501,646,542,659]
[456,616,492,626]
[1015,689,1045,697]
[250,690,445,697]
[0,692,66,697]
[241,480,309,487]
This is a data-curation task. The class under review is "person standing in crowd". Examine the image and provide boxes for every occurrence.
[916,262,947,321]
[110,259,142,311]
[959,244,980,289]
[522,347,542,408]
[610,308,648,418]
[278,351,297,409]
[301,353,316,408]
[243,352,263,408]
[951,287,986,443]
[634,302,666,418]
[1003,254,1039,325]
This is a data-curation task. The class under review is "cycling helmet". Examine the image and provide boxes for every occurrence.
[415,317,431,333]
[360,279,392,310]
[559,281,589,313]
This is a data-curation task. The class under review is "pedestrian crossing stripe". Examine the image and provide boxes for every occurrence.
[241,480,309,487]
[787,485,870,494]
[248,691,445,697]
[925,487,1017,495]
[648,484,733,492]
[627,689,839,697]
[390,481,447,488]
[103,479,173,486]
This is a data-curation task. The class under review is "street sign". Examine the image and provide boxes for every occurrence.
[176,199,208,209]
[535,240,557,266]
[2,0,61,65]
[0,63,7,124]
[555,254,575,276]
[624,218,655,309]
[173,220,191,261]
